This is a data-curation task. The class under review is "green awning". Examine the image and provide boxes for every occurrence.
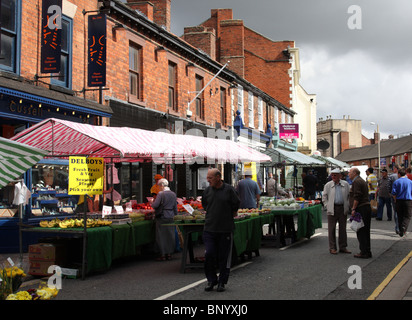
[311,155,350,169]
[262,148,325,166]
[0,137,48,188]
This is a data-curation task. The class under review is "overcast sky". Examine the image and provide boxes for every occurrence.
[169,0,412,139]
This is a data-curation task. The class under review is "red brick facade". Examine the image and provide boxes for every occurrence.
[183,8,294,109]
[6,1,295,136]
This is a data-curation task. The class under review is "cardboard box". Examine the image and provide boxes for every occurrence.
[28,260,55,276]
[28,243,66,263]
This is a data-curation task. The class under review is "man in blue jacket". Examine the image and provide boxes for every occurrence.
[392,168,412,238]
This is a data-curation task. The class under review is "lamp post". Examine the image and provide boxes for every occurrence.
[370,122,381,176]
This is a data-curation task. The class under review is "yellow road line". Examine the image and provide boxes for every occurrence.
[367,250,412,300]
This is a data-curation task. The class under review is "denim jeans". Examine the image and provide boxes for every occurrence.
[377,196,392,220]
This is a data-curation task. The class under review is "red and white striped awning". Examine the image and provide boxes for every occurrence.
[11,118,270,164]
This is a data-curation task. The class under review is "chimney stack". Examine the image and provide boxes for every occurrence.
[126,0,171,32]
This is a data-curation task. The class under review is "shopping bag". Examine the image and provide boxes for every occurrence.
[349,212,364,232]
[350,218,364,232]
[370,199,378,213]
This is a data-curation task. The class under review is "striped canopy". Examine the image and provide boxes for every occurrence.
[0,136,49,188]
[11,118,271,164]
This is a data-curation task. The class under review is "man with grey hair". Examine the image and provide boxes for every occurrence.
[348,167,372,259]
[322,168,351,254]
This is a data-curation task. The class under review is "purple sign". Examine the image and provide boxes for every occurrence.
[279,123,299,139]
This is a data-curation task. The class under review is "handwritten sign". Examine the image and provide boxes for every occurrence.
[102,205,111,218]
[68,157,104,195]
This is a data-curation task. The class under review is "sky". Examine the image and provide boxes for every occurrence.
[168,0,412,139]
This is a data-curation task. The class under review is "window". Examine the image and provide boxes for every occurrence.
[129,43,142,99]
[195,75,204,119]
[0,0,20,73]
[248,91,254,128]
[51,17,72,88]
[237,84,244,119]
[258,97,263,131]
[220,87,226,126]
[168,61,177,111]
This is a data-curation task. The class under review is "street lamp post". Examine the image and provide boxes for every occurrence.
[370,122,381,176]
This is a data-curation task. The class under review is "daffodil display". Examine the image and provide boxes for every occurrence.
[0,266,27,299]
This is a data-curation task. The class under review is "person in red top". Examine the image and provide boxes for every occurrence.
[406,167,412,181]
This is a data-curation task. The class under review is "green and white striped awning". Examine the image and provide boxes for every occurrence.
[0,137,48,188]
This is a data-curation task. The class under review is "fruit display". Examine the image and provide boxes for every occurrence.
[237,208,271,216]
[259,197,302,210]
[39,218,112,228]
[129,212,145,222]
[173,212,205,223]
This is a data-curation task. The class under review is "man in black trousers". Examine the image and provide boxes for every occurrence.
[348,167,372,258]
[202,168,240,292]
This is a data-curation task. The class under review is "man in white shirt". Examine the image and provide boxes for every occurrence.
[322,168,351,255]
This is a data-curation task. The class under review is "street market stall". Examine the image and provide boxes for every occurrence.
[261,147,326,196]
[175,204,322,273]
[11,118,271,278]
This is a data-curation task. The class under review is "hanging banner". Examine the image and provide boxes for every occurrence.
[88,13,107,87]
[279,123,299,139]
[0,0,2,55]
[41,0,62,73]
[68,157,104,195]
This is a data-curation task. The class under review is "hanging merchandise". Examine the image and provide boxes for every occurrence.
[107,164,120,184]
[12,181,31,206]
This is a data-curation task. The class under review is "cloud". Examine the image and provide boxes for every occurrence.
[169,0,412,139]
[300,46,412,139]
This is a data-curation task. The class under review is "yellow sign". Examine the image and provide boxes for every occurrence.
[68,157,104,195]
[243,162,257,182]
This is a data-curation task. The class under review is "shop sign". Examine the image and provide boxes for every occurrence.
[68,157,104,195]
[279,123,299,139]
[88,13,107,87]
[41,0,62,73]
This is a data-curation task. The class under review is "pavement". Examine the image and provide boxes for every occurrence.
[2,236,412,300]
[369,238,412,300]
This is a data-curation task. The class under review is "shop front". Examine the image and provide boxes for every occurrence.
[0,77,112,252]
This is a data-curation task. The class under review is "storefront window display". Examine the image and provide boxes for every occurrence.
[31,160,78,216]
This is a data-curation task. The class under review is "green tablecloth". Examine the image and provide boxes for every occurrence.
[86,226,112,273]
[270,204,322,240]
[129,220,155,247]
[110,224,136,260]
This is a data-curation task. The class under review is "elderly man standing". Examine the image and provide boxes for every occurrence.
[349,167,372,259]
[202,168,240,292]
[322,168,351,255]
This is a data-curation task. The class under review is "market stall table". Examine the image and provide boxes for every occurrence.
[172,204,322,273]
[20,219,156,278]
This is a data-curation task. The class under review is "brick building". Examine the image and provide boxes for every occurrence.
[0,0,299,252]
[182,8,317,153]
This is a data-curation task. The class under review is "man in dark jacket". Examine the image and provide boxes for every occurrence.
[202,168,240,292]
[348,167,372,258]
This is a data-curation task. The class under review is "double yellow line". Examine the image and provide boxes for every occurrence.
[367,250,412,300]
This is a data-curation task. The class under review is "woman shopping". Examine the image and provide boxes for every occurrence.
[151,178,178,261]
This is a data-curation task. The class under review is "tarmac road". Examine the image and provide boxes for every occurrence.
[3,208,412,304]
